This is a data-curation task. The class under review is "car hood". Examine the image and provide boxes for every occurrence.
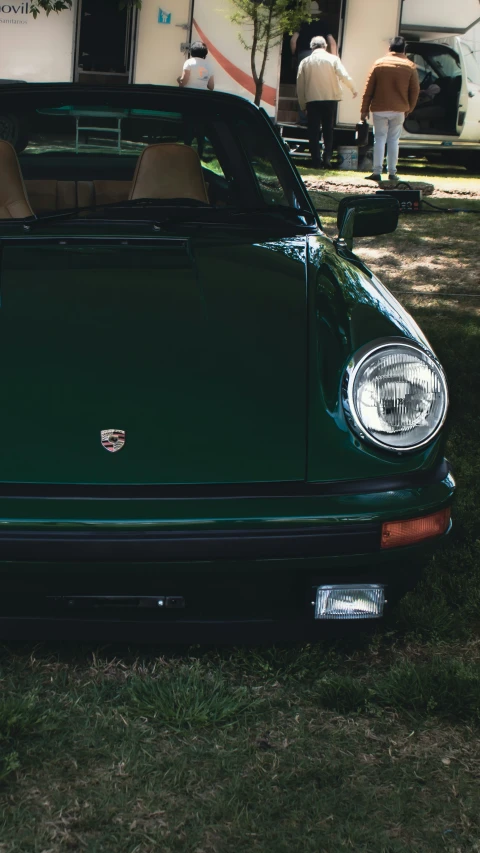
[0,234,308,485]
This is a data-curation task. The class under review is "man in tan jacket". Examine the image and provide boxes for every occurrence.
[297,35,357,169]
[360,36,420,181]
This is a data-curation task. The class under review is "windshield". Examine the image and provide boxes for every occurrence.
[407,46,461,85]
[460,41,480,86]
[0,88,314,228]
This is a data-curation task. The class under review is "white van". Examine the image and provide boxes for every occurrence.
[399,38,480,169]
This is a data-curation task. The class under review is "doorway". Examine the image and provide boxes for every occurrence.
[76,0,136,85]
[278,0,343,124]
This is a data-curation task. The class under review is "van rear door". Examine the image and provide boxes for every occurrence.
[337,0,402,128]
[401,0,480,35]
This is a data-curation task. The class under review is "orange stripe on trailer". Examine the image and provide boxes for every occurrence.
[193,18,277,107]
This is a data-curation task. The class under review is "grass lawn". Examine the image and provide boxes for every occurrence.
[1,173,480,852]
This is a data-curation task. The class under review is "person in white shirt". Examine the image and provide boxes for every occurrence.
[177,41,214,90]
[177,42,214,161]
[296,36,357,169]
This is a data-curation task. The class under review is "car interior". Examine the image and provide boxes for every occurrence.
[12,142,211,219]
[404,43,462,135]
[0,140,211,219]
[0,100,305,218]
[17,133,223,218]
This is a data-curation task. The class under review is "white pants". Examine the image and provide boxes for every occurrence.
[372,111,404,175]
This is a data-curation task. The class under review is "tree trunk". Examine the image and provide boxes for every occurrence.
[250,11,260,104]
[255,1,274,107]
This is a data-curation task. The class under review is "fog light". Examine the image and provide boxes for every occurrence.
[381,507,451,549]
[315,584,385,620]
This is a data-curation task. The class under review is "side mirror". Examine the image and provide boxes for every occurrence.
[336,195,399,250]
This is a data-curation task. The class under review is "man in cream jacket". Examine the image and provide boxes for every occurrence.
[296,36,357,169]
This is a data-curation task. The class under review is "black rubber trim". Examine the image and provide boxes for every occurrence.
[0,523,379,562]
[0,458,451,501]
[0,616,381,643]
[0,235,190,246]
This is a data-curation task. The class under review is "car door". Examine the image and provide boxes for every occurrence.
[456,37,480,140]
[402,43,463,140]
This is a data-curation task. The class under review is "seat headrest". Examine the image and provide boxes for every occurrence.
[129,143,209,204]
[0,140,33,219]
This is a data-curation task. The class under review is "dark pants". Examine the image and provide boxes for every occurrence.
[306,100,337,166]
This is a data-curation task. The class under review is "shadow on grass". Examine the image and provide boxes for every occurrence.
[0,692,51,781]
[388,303,480,641]
[312,657,480,724]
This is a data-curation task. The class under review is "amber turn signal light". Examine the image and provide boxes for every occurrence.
[381,507,451,549]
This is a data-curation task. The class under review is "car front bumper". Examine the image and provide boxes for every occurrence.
[0,459,455,639]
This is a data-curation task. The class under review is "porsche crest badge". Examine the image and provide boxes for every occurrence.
[101,429,126,453]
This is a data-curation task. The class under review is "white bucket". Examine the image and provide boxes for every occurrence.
[337,145,358,171]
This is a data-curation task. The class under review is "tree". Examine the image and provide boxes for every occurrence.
[230,0,310,106]
[29,0,142,17]
[30,0,72,17]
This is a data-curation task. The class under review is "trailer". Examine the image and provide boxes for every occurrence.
[0,0,479,164]
[277,0,480,167]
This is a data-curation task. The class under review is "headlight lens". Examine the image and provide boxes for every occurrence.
[345,342,448,451]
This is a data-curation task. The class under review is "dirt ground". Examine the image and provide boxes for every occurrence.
[301,172,480,199]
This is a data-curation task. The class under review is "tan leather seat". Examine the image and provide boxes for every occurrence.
[129,144,209,204]
[24,179,132,213]
[0,140,33,218]
[25,180,76,213]
[77,181,93,210]
[92,180,131,207]
[78,180,131,209]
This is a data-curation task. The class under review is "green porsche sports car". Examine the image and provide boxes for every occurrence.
[0,83,454,641]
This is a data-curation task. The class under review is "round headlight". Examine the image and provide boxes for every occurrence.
[344,341,448,451]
